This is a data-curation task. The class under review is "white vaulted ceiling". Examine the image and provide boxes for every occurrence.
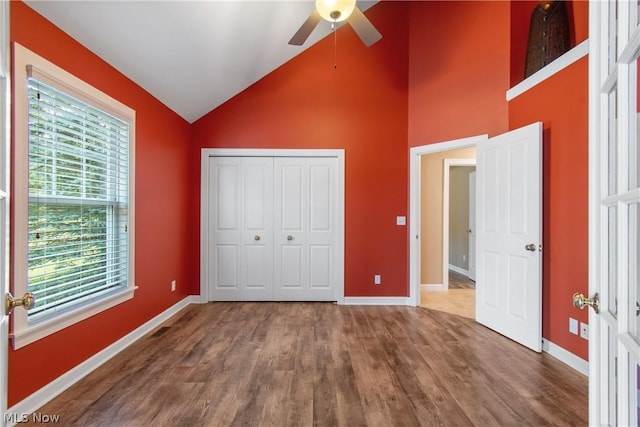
[24,1,377,123]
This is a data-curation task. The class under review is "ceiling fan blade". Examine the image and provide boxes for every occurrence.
[348,7,382,47]
[288,10,322,46]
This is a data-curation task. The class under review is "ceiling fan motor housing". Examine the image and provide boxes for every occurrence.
[315,0,356,22]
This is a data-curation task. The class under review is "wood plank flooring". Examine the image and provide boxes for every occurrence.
[448,270,475,289]
[24,303,588,426]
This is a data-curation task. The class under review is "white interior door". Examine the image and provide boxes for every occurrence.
[468,171,476,281]
[0,0,9,420]
[274,157,338,301]
[476,122,542,352]
[587,2,640,425]
[208,157,274,301]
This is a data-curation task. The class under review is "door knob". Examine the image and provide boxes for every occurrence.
[254,235,260,241]
[573,292,600,314]
[287,235,293,241]
[6,292,35,315]
[525,243,537,252]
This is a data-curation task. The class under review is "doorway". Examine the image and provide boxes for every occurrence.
[408,134,487,309]
[413,148,477,318]
[435,162,477,318]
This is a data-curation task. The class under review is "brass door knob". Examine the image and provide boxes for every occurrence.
[573,292,599,314]
[287,235,293,241]
[6,292,35,315]
[254,235,260,241]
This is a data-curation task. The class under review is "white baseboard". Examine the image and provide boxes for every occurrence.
[448,264,469,277]
[341,297,410,306]
[542,338,588,376]
[8,295,200,419]
[421,283,445,291]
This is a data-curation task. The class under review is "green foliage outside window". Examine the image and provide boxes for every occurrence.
[27,78,129,322]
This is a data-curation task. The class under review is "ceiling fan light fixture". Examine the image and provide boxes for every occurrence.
[315,0,356,23]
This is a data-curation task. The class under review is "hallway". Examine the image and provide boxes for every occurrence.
[420,270,475,319]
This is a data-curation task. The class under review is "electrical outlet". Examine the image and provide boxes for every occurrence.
[374,275,381,285]
[171,280,176,292]
[569,318,578,335]
[580,322,589,340]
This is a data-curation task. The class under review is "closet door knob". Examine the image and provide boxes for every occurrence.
[287,235,293,241]
[254,235,260,241]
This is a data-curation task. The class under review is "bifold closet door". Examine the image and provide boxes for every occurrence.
[208,157,274,301]
[208,155,339,302]
[273,157,338,301]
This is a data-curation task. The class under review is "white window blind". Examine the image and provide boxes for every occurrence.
[27,77,130,322]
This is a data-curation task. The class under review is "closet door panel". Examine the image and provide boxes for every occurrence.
[274,157,337,300]
[308,163,334,290]
[209,157,273,301]
[209,158,242,300]
[240,159,273,298]
[276,161,306,292]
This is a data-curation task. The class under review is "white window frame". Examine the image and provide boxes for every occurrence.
[12,43,136,349]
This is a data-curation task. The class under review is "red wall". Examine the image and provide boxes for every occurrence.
[509,57,589,360]
[192,2,410,297]
[408,1,511,146]
[9,2,196,405]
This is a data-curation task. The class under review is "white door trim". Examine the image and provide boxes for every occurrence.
[468,171,477,281]
[442,158,476,290]
[408,135,488,307]
[200,148,345,304]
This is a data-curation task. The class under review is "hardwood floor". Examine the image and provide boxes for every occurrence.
[25,303,588,426]
[448,270,475,289]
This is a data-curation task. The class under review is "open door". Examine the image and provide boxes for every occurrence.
[476,122,542,352]
[584,1,640,424]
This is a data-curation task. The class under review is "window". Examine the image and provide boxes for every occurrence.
[27,75,130,321]
[13,43,136,349]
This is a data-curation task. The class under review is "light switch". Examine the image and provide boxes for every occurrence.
[396,216,406,226]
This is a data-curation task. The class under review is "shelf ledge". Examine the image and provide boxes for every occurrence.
[506,39,589,101]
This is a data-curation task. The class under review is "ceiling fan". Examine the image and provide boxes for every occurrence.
[289,0,382,47]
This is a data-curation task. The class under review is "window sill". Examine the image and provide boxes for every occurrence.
[506,39,589,102]
[10,286,137,350]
